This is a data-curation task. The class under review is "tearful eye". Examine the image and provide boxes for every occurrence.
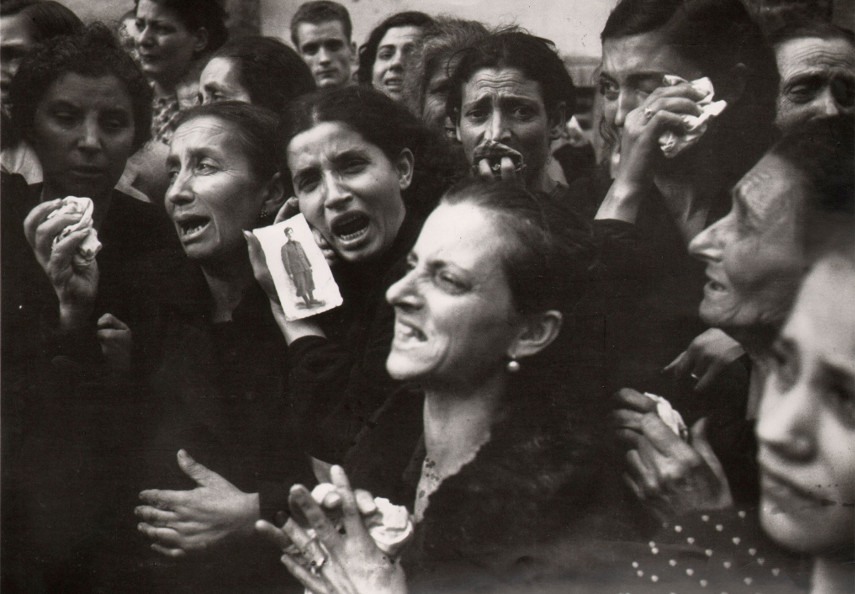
[598,79,619,100]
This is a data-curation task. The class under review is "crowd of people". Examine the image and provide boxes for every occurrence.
[1,0,853,592]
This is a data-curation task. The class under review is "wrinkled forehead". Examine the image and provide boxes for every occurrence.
[734,154,809,224]
[776,36,855,78]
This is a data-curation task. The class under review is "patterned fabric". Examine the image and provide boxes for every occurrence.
[151,94,182,145]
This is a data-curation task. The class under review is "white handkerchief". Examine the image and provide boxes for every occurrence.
[46,196,102,265]
[658,75,728,158]
[643,392,690,441]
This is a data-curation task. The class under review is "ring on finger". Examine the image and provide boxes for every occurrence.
[303,537,327,570]
[643,107,655,122]
[690,372,700,381]
[309,554,327,575]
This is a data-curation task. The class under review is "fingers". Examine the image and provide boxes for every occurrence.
[289,485,339,546]
[50,228,92,269]
[138,523,183,548]
[614,388,657,412]
[330,465,369,538]
[176,449,222,487]
[690,418,725,480]
[139,488,187,511]
[97,313,130,331]
[274,197,301,224]
[23,199,62,246]
[663,350,689,377]
[278,551,331,594]
[151,543,187,558]
[643,96,703,118]
[646,81,706,103]
[476,157,494,180]
[626,449,659,499]
[637,413,688,457]
[255,519,294,551]
[135,505,179,526]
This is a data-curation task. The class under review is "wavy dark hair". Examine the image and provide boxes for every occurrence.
[278,85,460,219]
[600,0,779,182]
[0,0,83,38]
[133,0,228,54]
[9,22,153,152]
[206,36,316,113]
[356,11,435,85]
[446,28,576,124]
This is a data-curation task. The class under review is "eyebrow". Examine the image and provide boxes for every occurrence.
[731,184,762,227]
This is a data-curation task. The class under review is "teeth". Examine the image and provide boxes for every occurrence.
[339,226,368,242]
[396,322,425,341]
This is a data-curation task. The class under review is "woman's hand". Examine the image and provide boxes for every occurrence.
[473,155,525,187]
[664,329,746,392]
[256,466,408,594]
[597,81,705,223]
[136,450,260,558]
[612,389,733,520]
[23,200,100,330]
[97,313,133,373]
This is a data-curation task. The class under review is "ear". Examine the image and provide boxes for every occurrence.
[349,41,358,62]
[508,310,563,361]
[453,109,462,143]
[716,63,748,105]
[547,101,568,141]
[192,27,210,55]
[395,148,415,191]
[259,172,286,215]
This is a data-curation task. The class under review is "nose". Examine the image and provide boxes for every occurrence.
[321,172,351,210]
[318,46,331,65]
[165,167,193,207]
[614,91,637,129]
[486,110,510,142]
[77,116,102,153]
[137,24,154,47]
[688,217,724,263]
[386,266,422,310]
[756,371,816,463]
[388,49,404,71]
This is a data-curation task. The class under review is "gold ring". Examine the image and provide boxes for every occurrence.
[643,107,655,122]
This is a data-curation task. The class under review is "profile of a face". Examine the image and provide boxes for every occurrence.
[757,254,855,555]
[372,25,423,101]
[29,72,136,201]
[689,154,808,338]
[774,36,855,133]
[199,57,252,105]
[385,202,526,387]
[165,116,270,263]
[287,121,410,264]
[456,67,558,186]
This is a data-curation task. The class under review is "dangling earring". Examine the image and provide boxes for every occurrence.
[259,208,271,219]
[506,358,520,373]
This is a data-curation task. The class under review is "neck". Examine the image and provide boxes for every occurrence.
[200,250,255,323]
[41,183,112,230]
[422,372,506,477]
[811,556,854,594]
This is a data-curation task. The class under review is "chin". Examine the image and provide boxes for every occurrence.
[760,500,853,556]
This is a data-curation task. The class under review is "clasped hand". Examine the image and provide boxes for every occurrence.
[612,388,733,520]
[137,449,259,558]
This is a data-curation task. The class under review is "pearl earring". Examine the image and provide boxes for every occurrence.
[506,359,521,373]
[259,208,271,219]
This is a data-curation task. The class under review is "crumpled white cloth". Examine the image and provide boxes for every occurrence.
[310,483,415,557]
[658,75,728,158]
[45,196,102,265]
[644,392,689,441]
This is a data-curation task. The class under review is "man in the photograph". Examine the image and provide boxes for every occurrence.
[291,0,356,89]
[281,226,320,308]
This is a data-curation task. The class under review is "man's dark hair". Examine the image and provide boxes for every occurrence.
[0,0,83,40]
[446,28,576,123]
[208,36,316,113]
[9,22,153,152]
[766,12,855,48]
[290,1,352,47]
[356,11,435,85]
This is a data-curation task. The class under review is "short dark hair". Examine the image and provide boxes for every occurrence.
[278,85,459,218]
[9,22,152,152]
[133,0,228,53]
[769,114,854,257]
[175,101,280,182]
[0,0,83,40]
[207,36,316,113]
[446,28,576,123]
[290,1,352,47]
[356,11,435,85]
[766,11,855,48]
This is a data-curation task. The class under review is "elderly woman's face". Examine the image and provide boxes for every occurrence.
[385,202,523,387]
[757,255,855,556]
[372,25,423,101]
[455,67,555,186]
[199,57,252,105]
[600,31,703,134]
[287,121,410,263]
[689,154,808,338]
[29,73,135,200]
[135,0,203,86]
[165,116,268,263]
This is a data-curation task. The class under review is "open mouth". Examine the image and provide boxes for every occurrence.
[472,141,525,176]
[384,78,403,91]
[175,215,210,239]
[331,212,370,243]
[394,320,426,344]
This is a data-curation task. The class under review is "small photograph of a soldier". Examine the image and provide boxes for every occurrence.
[280,226,322,308]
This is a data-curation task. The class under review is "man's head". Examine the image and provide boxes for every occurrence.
[290,1,355,89]
[284,226,294,239]
[769,18,855,132]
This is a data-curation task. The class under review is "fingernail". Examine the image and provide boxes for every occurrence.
[242,230,252,239]
[137,523,144,531]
